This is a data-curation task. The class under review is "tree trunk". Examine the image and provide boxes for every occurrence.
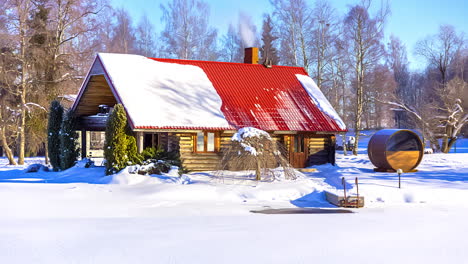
[17,6,27,165]
[444,137,457,153]
[18,89,26,165]
[1,127,17,165]
[429,138,441,153]
[342,132,347,156]
[441,125,453,153]
[353,69,364,156]
[255,159,261,181]
[44,141,49,164]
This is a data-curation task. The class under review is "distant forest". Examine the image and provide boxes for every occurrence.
[0,0,466,163]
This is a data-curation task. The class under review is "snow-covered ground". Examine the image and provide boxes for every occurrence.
[1,143,467,263]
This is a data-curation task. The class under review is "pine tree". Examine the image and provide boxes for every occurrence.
[260,15,279,65]
[47,100,63,171]
[60,110,79,170]
[104,104,141,175]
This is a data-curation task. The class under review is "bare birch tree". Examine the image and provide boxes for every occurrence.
[415,24,464,91]
[343,0,389,155]
[220,24,243,62]
[0,3,18,164]
[160,0,218,60]
[415,25,465,152]
[270,0,312,70]
[110,8,136,54]
[0,46,20,165]
[3,0,34,164]
[2,0,105,163]
[135,14,158,57]
[387,35,412,128]
[310,0,337,89]
[377,48,467,153]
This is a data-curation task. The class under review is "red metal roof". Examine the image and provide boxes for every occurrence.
[147,58,345,132]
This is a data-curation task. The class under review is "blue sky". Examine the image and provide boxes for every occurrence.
[110,0,467,70]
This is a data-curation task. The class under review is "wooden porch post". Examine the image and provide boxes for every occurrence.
[81,129,87,159]
[329,135,336,166]
[136,132,144,153]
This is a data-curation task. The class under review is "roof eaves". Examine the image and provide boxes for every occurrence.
[97,53,138,130]
[71,56,99,112]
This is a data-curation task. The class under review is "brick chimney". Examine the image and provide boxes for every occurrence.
[244,47,259,64]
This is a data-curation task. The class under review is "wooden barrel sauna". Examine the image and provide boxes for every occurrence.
[368,129,423,172]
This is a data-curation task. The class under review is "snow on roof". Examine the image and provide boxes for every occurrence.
[296,74,346,130]
[98,53,231,129]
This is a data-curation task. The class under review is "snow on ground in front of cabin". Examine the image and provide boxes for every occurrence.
[1,150,468,263]
[98,53,230,129]
[296,74,346,130]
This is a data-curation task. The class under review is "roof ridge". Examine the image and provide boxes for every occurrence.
[149,57,308,71]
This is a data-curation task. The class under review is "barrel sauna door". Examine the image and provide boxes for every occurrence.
[290,134,308,168]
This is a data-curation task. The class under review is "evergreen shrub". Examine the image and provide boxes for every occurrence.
[104,104,141,175]
[47,100,63,171]
[60,110,79,170]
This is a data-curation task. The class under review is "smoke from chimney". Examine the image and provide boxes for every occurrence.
[238,12,255,47]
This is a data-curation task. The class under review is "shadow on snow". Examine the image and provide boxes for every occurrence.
[0,166,112,184]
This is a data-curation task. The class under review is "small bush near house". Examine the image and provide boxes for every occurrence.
[60,110,80,170]
[135,147,189,176]
[47,100,64,171]
[136,160,172,175]
[141,146,165,160]
[104,104,141,175]
[158,149,190,175]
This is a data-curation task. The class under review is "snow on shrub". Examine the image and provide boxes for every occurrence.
[231,127,272,156]
[219,127,296,181]
[128,160,172,175]
[140,147,189,175]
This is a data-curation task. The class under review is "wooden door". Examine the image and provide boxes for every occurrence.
[289,134,308,168]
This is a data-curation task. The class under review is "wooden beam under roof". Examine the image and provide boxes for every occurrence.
[74,75,118,117]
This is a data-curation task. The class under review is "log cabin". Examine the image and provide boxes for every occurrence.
[71,48,346,171]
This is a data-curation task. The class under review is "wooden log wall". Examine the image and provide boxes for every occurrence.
[154,132,335,172]
[177,133,222,172]
[307,135,333,165]
[174,132,281,172]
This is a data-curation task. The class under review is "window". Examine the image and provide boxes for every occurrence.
[90,132,105,150]
[143,133,159,149]
[197,132,205,152]
[195,131,217,153]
